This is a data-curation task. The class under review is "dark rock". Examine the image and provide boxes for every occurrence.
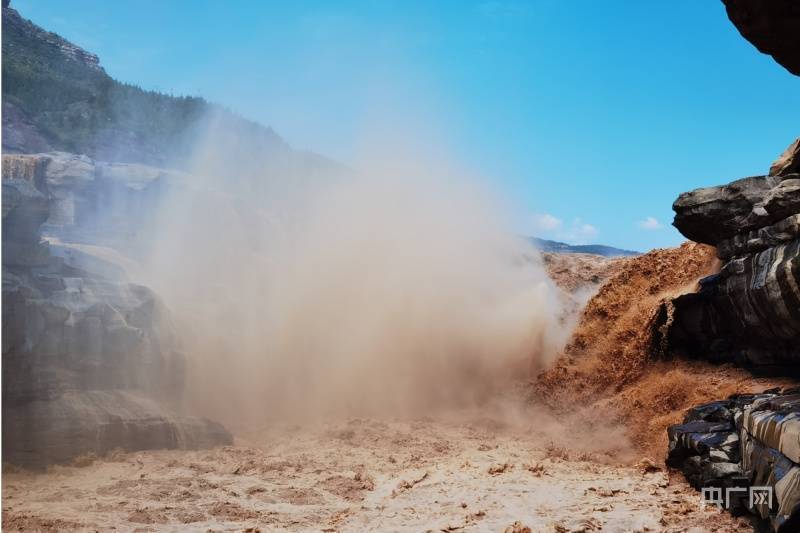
[667,419,738,470]
[686,400,734,423]
[666,139,800,370]
[717,213,800,259]
[668,392,800,531]
[665,238,800,367]
[722,0,800,76]
[672,175,800,246]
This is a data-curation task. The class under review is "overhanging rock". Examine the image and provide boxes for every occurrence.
[666,138,800,370]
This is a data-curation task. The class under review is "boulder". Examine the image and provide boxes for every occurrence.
[666,239,800,369]
[668,390,800,531]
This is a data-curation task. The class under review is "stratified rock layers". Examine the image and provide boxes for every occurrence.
[2,153,231,469]
[669,139,800,370]
[668,390,800,532]
[666,138,800,529]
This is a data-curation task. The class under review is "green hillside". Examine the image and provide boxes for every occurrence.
[1,3,285,167]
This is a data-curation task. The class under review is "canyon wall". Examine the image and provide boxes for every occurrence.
[667,139,800,372]
[665,137,799,530]
[2,153,231,468]
[662,3,800,525]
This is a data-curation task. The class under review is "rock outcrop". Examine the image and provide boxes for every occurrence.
[664,135,799,531]
[2,152,181,250]
[668,389,800,531]
[722,0,800,76]
[666,138,800,371]
[2,154,231,469]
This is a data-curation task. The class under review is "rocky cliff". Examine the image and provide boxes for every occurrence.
[660,3,800,523]
[2,154,231,468]
[1,2,353,467]
[1,3,341,177]
[666,139,800,371]
[663,125,800,531]
[663,138,800,529]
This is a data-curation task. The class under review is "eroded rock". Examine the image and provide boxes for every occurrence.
[668,138,800,370]
[672,175,800,246]
[2,153,231,469]
[770,138,800,178]
[668,390,800,531]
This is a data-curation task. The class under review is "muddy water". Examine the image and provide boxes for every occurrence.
[3,411,748,532]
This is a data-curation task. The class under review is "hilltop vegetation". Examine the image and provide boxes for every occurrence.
[1,3,285,167]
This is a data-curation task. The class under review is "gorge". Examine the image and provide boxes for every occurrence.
[2,1,799,531]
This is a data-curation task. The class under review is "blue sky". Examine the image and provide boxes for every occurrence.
[15,0,800,251]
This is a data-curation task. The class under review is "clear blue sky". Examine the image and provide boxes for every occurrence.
[14,0,800,251]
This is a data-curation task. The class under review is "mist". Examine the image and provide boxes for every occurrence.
[139,111,569,430]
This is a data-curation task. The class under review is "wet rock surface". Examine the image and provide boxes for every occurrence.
[2,153,230,469]
[667,389,800,532]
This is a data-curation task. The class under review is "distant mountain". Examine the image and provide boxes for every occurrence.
[529,237,639,257]
[1,3,340,178]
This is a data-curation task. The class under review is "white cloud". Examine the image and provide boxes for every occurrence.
[574,221,598,240]
[532,213,563,232]
[562,218,598,244]
[637,216,663,230]
[530,213,599,245]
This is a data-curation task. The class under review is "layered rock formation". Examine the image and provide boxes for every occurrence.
[664,138,799,530]
[668,389,800,531]
[2,154,231,469]
[666,138,800,371]
[3,151,184,250]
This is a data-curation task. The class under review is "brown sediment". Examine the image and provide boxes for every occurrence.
[540,252,627,294]
[535,241,793,459]
[2,415,750,532]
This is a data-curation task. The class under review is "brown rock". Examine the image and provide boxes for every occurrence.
[770,137,800,178]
